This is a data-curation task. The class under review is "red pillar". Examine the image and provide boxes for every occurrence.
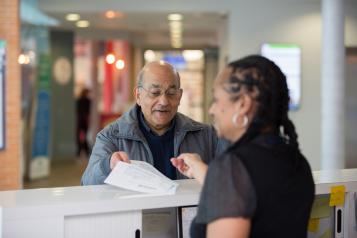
[103,41,114,113]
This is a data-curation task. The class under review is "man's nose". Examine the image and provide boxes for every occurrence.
[157,93,169,105]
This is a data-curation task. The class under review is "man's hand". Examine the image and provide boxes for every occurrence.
[171,153,208,184]
[110,151,130,170]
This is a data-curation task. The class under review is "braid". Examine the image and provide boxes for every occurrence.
[226,55,300,151]
[282,116,299,149]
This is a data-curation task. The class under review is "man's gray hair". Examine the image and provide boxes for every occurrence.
[136,62,181,88]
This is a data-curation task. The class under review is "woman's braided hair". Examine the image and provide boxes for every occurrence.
[224,55,299,151]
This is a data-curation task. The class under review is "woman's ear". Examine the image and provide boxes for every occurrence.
[236,94,253,116]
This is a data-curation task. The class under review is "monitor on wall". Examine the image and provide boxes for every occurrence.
[261,43,301,110]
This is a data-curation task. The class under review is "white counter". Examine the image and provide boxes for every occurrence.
[0,179,201,220]
[313,168,357,194]
[0,179,201,238]
[1,169,357,238]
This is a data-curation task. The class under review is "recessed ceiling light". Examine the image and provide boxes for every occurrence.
[104,10,124,19]
[115,59,125,70]
[169,21,182,28]
[66,13,80,21]
[183,50,204,61]
[168,13,183,21]
[76,20,90,28]
[105,11,116,19]
[172,42,182,49]
[105,54,116,64]
[170,28,182,34]
[144,50,156,62]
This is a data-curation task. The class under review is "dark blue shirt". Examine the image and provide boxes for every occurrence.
[138,109,177,180]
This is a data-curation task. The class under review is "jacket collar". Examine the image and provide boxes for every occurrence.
[115,104,204,140]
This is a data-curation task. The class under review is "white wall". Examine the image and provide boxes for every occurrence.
[228,1,322,169]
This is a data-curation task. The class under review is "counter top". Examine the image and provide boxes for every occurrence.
[2,169,357,219]
[0,179,201,219]
[313,168,357,194]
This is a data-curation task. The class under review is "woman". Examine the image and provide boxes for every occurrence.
[171,55,315,238]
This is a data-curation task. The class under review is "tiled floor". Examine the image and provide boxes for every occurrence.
[23,158,88,189]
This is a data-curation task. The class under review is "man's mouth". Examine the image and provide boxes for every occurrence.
[154,109,170,113]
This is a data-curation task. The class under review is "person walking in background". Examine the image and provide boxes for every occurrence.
[76,88,91,158]
[171,55,315,238]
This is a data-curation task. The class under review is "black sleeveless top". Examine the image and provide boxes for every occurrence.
[190,133,315,238]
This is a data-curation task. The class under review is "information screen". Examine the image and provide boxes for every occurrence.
[261,43,301,110]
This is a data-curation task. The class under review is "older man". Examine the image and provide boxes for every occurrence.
[81,61,224,185]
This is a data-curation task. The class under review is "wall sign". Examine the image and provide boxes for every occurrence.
[0,40,6,150]
[53,56,71,85]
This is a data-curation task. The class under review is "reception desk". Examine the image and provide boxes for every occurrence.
[0,179,201,238]
[1,169,357,238]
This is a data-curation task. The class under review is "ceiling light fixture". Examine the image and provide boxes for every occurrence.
[144,50,156,62]
[172,42,183,49]
[76,20,90,28]
[168,14,183,49]
[105,10,116,19]
[66,13,80,21]
[183,50,204,61]
[169,21,182,28]
[106,54,116,64]
[115,59,125,70]
[18,54,30,65]
[168,13,183,21]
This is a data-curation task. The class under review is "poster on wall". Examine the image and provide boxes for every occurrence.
[0,40,5,150]
[29,27,51,180]
[261,43,301,110]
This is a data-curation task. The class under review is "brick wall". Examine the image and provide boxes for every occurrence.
[0,0,21,190]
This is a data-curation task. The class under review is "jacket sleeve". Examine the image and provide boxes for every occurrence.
[81,126,117,185]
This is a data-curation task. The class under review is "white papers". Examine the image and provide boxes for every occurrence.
[104,161,179,194]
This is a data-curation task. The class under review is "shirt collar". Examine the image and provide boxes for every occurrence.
[138,107,176,136]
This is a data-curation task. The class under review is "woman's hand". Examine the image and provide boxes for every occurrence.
[171,153,208,184]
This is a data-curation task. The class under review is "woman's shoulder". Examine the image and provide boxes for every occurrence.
[210,149,248,176]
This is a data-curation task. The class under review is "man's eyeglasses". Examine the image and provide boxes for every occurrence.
[139,86,182,99]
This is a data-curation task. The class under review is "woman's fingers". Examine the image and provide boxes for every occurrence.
[171,158,186,173]
[174,153,208,184]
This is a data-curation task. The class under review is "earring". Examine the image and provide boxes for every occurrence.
[242,115,248,128]
[232,114,249,128]
[232,113,239,127]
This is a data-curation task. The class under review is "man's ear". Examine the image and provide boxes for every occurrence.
[134,87,141,106]
[177,88,183,105]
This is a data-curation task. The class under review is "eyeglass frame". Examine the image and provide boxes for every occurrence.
[138,85,182,99]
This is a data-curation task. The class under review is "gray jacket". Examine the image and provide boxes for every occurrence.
[81,105,225,185]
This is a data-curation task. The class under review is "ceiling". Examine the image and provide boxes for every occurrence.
[39,6,227,48]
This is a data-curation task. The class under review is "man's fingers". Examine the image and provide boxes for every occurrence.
[117,151,130,163]
[110,151,130,169]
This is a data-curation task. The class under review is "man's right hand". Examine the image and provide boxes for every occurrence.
[110,151,130,170]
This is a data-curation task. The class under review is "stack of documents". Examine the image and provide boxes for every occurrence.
[104,161,179,194]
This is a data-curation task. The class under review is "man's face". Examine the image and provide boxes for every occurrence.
[135,63,182,134]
